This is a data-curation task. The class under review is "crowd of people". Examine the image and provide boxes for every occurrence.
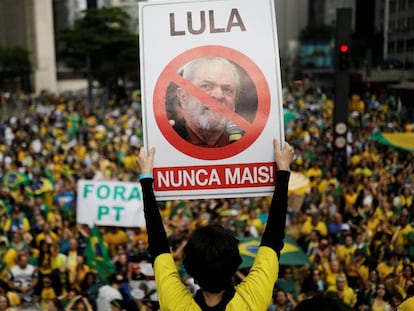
[0,81,412,310]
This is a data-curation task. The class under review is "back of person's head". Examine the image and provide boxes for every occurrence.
[183,224,241,293]
[294,292,353,311]
[111,273,125,286]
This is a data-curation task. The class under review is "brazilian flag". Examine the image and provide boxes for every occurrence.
[84,225,115,282]
[370,132,414,153]
[28,178,54,196]
[238,236,312,269]
[2,171,30,190]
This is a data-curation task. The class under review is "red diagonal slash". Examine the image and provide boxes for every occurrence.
[172,74,255,133]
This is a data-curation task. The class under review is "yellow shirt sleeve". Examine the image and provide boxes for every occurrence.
[154,253,201,311]
[230,246,278,311]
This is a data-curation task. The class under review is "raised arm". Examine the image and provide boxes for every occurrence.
[137,147,170,259]
[260,139,294,257]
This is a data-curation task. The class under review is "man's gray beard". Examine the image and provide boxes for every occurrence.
[196,111,226,133]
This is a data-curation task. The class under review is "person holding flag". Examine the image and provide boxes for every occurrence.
[83,225,115,283]
[137,138,294,310]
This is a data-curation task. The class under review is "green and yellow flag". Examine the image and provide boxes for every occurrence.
[2,171,30,191]
[370,132,414,153]
[27,178,54,196]
[239,236,312,269]
[84,225,115,282]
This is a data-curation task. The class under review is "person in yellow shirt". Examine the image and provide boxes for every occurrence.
[370,283,391,311]
[0,238,16,283]
[45,204,62,232]
[35,223,59,247]
[344,248,368,289]
[396,264,414,299]
[301,213,328,238]
[325,259,348,288]
[0,293,18,310]
[37,240,56,277]
[66,238,79,272]
[69,255,90,293]
[121,149,137,171]
[336,234,356,264]
[374,198,394,222]
[248,208,264,236]
[400,187,413,210]
[305,163,322,180]
[343,185,358,212]
[326,275,357,308]
[398,295,414,310]
[0,280,20,308]
[103,227,128,256]
[377,251,401,282]
[40,275,57,310]
[3,208,30,241]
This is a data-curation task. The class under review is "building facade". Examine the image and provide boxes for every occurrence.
[0,0,57,94]
[377,0,414,67]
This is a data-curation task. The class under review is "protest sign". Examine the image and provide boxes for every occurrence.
[76,180,145,227]
[139,0,284,199]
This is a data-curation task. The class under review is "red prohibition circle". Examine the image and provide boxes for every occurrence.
[153,45,270,160]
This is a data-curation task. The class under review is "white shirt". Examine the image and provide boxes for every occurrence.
[96,285,122,311]
[8,264,37,302]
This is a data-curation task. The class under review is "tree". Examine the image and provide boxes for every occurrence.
[0,45,32,92]
[57,7,139,105]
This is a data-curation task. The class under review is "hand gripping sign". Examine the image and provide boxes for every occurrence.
[139,0,284,200]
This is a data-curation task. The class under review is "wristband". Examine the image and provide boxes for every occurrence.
[139,173,153,180]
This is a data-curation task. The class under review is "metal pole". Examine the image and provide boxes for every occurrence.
[87,54,93,114]
[383,0,389,60]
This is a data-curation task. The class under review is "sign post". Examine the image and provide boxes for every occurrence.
[139,0,284,200]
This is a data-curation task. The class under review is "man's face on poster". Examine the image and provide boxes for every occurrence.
[176,58,238,133]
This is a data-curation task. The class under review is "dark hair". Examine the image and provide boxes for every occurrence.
[111,273,125,285]
[404,264,414,275]
[183,224,242,293]
[407,284,414,297]
[49,298,63,310]
[294,292,354,311]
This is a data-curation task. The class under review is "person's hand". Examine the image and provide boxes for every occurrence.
[273,139,294,171]
[137,146,155,174]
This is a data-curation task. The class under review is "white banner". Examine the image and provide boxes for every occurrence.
[139,0,284,200]
[76,180,145,228]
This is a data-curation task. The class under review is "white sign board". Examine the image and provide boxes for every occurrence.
[76,180,145,228]
[139,0,284,200]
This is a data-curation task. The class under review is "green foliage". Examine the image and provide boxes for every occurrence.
[57,7,139,86]
[0,45,31,75]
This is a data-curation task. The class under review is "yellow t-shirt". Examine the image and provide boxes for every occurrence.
[398,296,414,310]
[336,245,356,263]
[154,246,279,310]
[6,291,20,307]
[104,230,128,255]
[41,287,56,310]
[377,262,400,281]
[327,285,356,307]
[0,248,17,282]
[300,217,328,236]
